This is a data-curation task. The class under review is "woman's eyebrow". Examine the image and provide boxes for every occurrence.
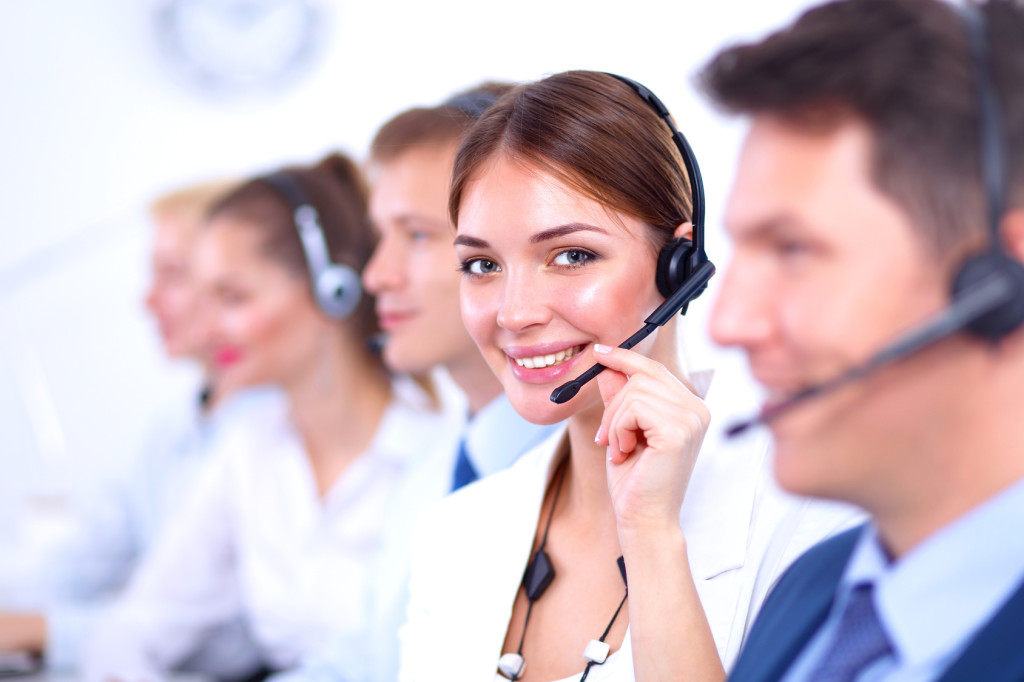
[453,234,490,248]
[453,223,608,249]
[529,223,607,244]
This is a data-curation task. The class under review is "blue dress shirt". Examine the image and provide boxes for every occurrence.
[782,474,1024,681]
[451,394,559,492]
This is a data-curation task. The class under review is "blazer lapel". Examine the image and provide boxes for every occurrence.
[728,527,862,682]
[730,577,835,682]
[937,574,1024,682]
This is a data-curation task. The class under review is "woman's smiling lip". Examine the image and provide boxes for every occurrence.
[504,342,589,384]
[214,347,243,367]
[376,308,416,331]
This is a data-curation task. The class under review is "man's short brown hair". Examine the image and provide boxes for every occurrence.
[700,0,1024,258]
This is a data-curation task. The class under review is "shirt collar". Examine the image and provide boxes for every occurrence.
[465,394,558,479]
[842,474,1024,669]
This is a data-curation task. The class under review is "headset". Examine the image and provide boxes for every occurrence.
[261,170,363,321]
[726,3,1024,436]
[550,73,716,404]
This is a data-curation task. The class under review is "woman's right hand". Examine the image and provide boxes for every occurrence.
[592,343,710,540]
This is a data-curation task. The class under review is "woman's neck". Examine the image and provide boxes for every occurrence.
[563,404,617,523]
[284,333,392,496]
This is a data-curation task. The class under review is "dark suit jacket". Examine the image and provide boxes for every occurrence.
[728,525,1024,682]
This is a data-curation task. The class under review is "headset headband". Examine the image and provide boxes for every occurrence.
[262,170,334,279]
[443,90,502,118]
[604,73,707,259]
[962,4,1007,251]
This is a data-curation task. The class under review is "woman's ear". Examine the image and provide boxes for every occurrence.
[673,222,694,242]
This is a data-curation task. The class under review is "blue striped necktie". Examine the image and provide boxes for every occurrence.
[807,582,893,682]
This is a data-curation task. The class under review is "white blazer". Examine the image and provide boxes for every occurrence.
[399,415,861,681]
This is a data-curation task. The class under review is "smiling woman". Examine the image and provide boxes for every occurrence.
[398,71,861,682]
[83,153,463,680]
[453,163,676,427]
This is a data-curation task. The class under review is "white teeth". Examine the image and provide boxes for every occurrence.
[513,345,582,369]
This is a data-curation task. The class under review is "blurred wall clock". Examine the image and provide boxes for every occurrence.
[154,0,327,97]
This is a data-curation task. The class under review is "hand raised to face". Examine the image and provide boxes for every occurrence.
[593,343,710,536]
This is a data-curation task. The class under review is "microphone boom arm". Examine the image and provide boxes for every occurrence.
[725,271,1016,437]
[550,261,716,404]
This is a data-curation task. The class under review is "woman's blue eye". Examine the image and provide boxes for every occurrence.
[461,258,501,275]
[552,249,595,267]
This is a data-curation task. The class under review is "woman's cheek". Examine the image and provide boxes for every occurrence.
[460,286,494,347]
[557,276,636,343]
[556,278,603,325]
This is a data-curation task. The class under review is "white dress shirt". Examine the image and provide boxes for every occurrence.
[274,378,558,682]
[83,376,463,682]
[399,372,863,681]
[18,374,266,676]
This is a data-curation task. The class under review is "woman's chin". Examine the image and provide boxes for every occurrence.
[504,384,599,426]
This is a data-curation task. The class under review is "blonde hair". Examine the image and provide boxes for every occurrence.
[148,178,240,231]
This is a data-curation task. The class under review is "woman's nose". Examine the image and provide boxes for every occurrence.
[495,269,551,333]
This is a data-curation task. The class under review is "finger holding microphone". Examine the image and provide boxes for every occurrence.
[590,342,722,681]
[592,342,710,535]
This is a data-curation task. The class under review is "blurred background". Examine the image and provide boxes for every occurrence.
[0,0,815,575]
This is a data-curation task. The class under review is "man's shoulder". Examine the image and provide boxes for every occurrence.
[764,524,864,610]
[729,525,866,681]
[742,525,864,649]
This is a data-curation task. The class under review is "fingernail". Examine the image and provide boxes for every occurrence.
[594,344,611,354]
[594,425,604,443]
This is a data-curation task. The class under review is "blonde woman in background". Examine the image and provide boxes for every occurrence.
[0,178,268,680]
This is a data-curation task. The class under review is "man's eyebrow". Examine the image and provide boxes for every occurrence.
[529,223,607,244]
[732,214,807,241]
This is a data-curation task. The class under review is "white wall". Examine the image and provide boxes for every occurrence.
[0,0,817,545]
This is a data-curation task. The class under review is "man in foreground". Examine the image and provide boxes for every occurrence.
[703,0,1024,679]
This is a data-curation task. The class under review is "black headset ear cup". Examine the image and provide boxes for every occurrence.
[656,237,695,299]
[951,250,1024,340]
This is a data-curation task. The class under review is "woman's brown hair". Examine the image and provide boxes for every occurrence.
[208,152,379,344]
[449,70,693,253]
